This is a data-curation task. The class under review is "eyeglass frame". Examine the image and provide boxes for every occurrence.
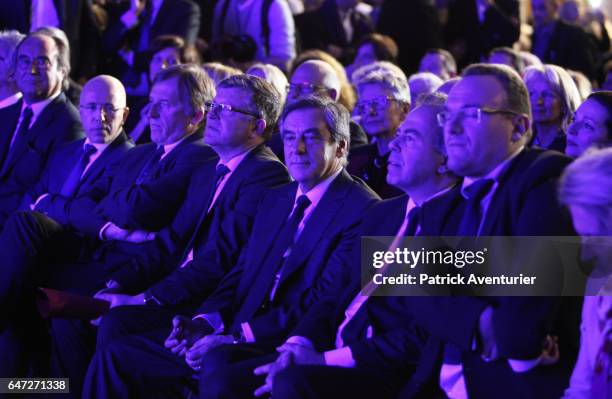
[16,55,55,71]
[354,96,404,115]
[436,106,521,127]
[204,101,261,119]
[286,82,328,95]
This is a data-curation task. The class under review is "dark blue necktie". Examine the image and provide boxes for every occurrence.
[60,144,97,197]
[135,145,164,184]
[405,206,422,236]
[456,179,495,237]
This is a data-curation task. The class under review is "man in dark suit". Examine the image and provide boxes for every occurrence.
[0,74,132,377]
[194,93,460,399]
[395,64,577,399]
[348,64,410,199]
[0,32,83,227]
[101,0,201,93]
[530,0,599,80]
[82,96,380,398]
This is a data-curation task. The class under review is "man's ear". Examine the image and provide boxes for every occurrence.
[510,114,530,143]
[335,138,348,158]
[190,108,205,127]
[251,118,267,138]
[437,154,449,174]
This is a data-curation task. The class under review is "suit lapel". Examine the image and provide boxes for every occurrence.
[79,132,129,186]
[0,101,22,169]
[277,170,353,286]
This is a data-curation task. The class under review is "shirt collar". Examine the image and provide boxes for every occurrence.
[405,184,456,217]
[161,135,189,157]
[217,145,255,173]
[295,168,343,208]
[21,90,60,120]
[84,138,110,154]
[0,92,22,109]
[462,146,524,195]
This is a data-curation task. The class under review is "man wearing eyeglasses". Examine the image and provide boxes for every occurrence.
[0,32,83,228]
[391,64,577,399]
[347,65,410,198]
[82,96,379,399]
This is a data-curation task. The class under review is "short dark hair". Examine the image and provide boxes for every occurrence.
[489,47,524,74]
[356,33,399,63]
[281,96,350,148]
[149,34,200,64]
[587,91,612,140]
[424,48,457,76]
[217,74,283,140]
[154,64,215,122]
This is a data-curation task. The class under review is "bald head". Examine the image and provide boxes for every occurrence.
[289,60,340,102]
[80,75,129,144]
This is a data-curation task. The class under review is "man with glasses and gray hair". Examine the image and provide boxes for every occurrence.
[0,30,25,108]
[348,64,410,198]
[0,31,83,228]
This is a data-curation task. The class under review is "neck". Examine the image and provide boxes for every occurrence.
[406,175,457,206]
[215,141,257,164]
[0,84,18,101]
[535,122,561,147]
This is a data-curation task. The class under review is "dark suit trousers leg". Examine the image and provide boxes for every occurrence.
[82,332,196,398]
[272,365,404,399]
[198,344,278,399]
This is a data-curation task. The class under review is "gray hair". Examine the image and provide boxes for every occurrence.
[281,95,350,157]
[559,147,612,225]
[246,63,288,105]
[409,72,444,106]
[355,68,410,104]
[154,64,215,123]
[0,30,24,79]
[31,28,71,91]
[524,64,582,132]
[352,61,406,85]
[217,74,283,139]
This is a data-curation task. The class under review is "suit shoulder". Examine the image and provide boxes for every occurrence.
[510,148,571,184]
[344,173,381,203]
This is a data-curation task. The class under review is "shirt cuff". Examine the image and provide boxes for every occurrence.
[120,10,139,29]
[285,335,314,349]
[324,346,356,368]
[193,312,224,334]
[99,221,113,240]
[241,322,256,343]
[33,193,50,209]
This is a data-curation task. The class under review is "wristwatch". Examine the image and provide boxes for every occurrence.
[143,291,161,306]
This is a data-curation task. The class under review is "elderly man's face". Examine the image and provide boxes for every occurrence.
[288,65,333,101]
[356,82,407,138]
[15,35,64,103]
[387,105,445,192]
[204,87,261,151]
[282,107,345,191]
[443,75,521,178]
[148,77,194,145]
[79,79,127,144]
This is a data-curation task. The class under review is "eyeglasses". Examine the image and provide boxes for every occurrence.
[436,106,520,127]
[80,103,125,116]
[354,97,401,115]
[286,82,328,96]
[205,101,261,118]
[17,55,53,70]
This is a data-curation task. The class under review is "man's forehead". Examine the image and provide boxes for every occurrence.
[215,87,251,106]
[283,107,326,129]
[291,66,325,85]
[447,75,506,107]
[19,36,55,54]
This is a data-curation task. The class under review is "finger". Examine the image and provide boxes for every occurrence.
[169,339,188,354]
[254,383,271,397]
[253,363,272,375]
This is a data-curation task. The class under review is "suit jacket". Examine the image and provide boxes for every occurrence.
[445,0,520,67]
[109,144,292,299]
[532,20,599,80]
[295,0,374,63]
[196,169,380,342]
[66,131,216,239]
[0,94,83,226]
[102,0,200,75]
[347,143,403,199]
[399,148,578,399]
[20,132,133,226]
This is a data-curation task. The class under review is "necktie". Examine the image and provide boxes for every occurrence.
[405,206,422,237]
[1,107,34,174]
[456,179,495,237]
[178,164,231,268]
[60,144,97,197]
[135,145,164,184]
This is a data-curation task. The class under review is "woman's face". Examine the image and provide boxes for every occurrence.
[566,98,611,158]
[528,75,564,125]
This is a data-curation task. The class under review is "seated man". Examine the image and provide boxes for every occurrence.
[0,31,83,227]
[0,74,132,377]
[198,92,460,399]
[83,96,380,398]
[348,65,410,198]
